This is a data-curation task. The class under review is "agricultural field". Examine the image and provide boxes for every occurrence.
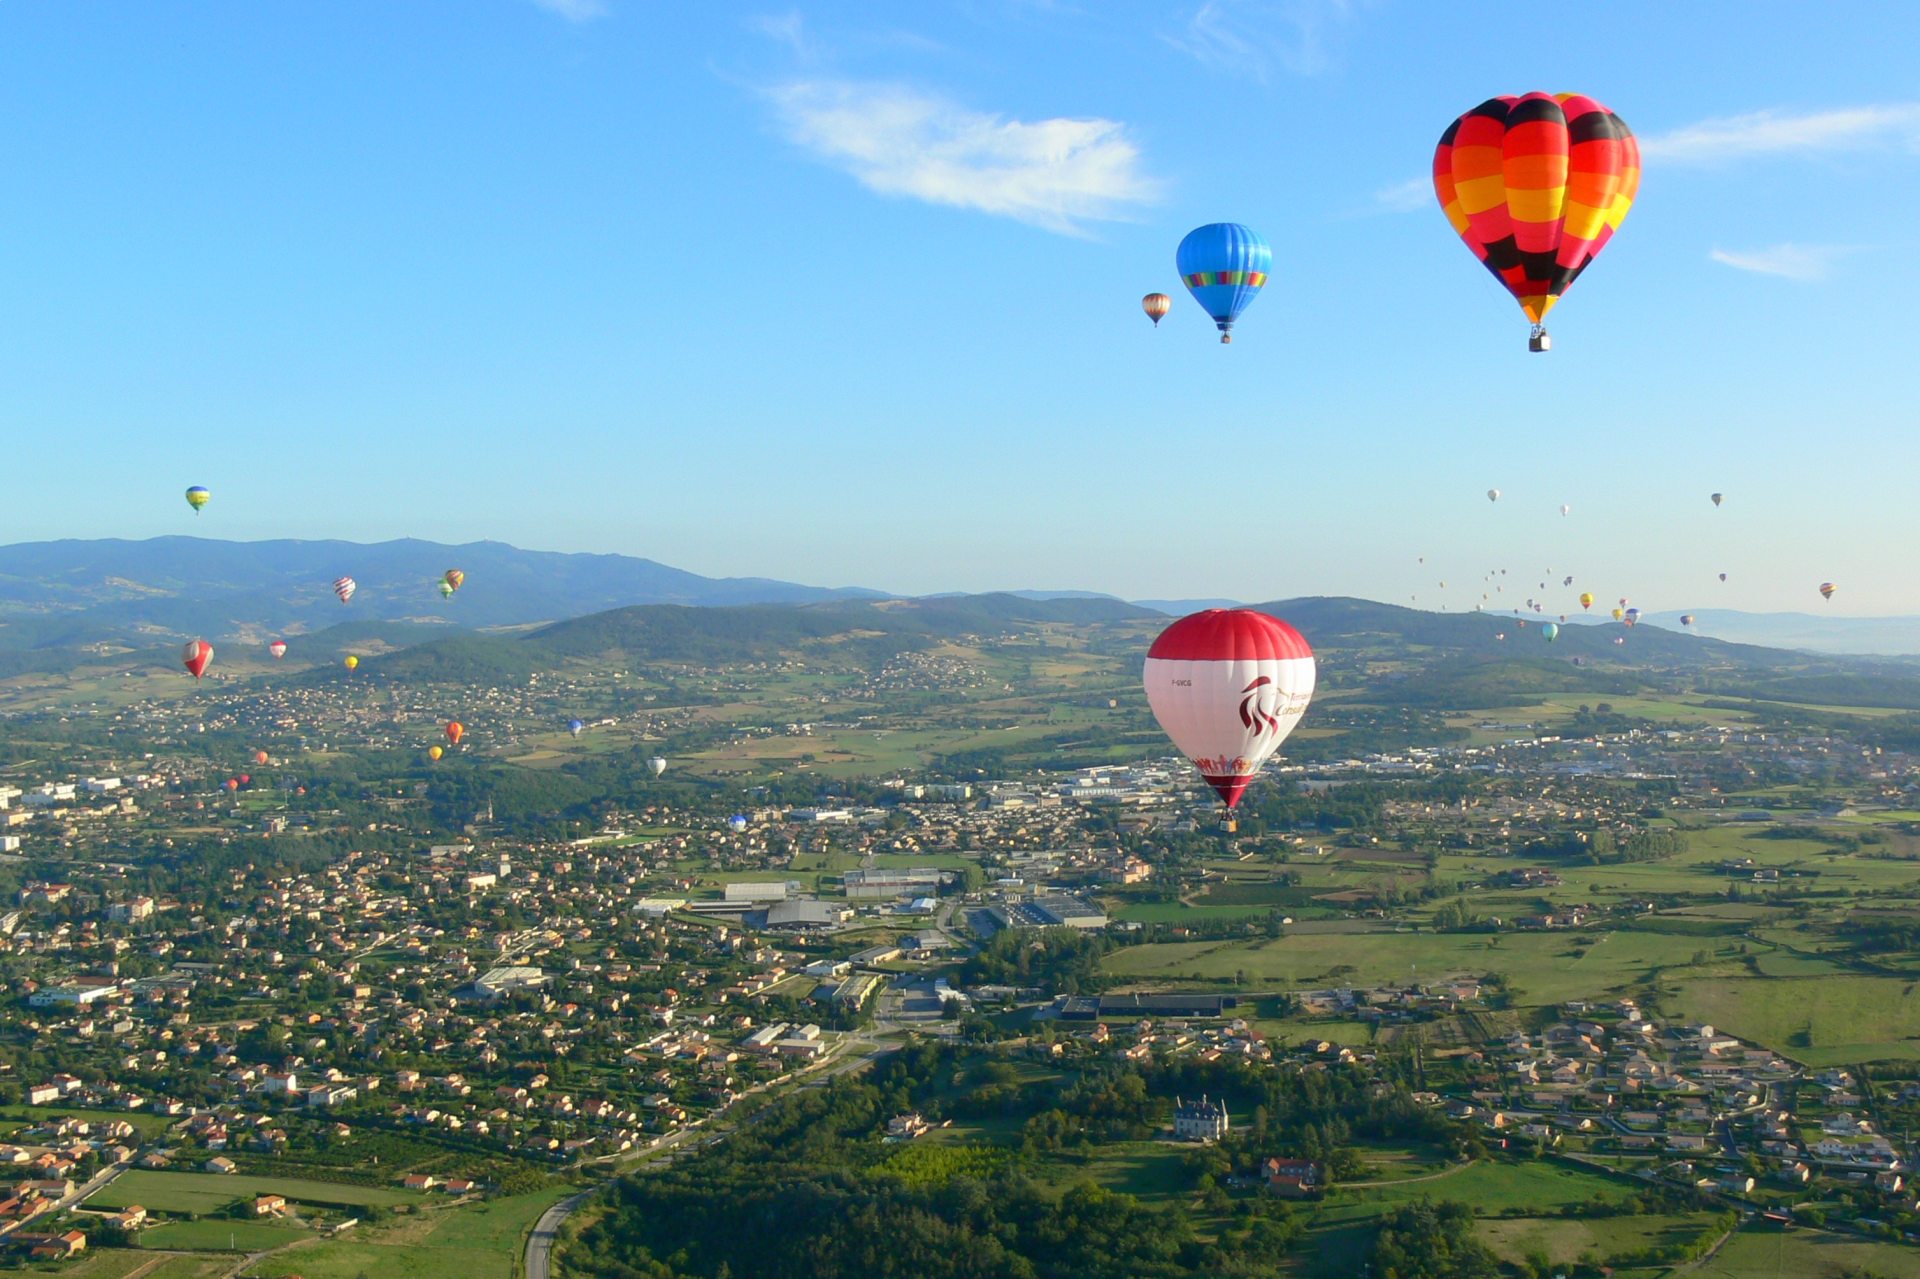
[1475,1212,1717,1271]
[1663,972,1920,1066]
[240,1185,577,1279]
[1696,1227,1920,1278]
[24,1252,229,1279]
[139,1218,311,1252]
[0,1104,176,1139]
[88,1170,423,1215]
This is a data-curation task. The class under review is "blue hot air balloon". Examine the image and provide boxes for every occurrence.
[1541,622,1560,643]
[567,718,585,738]
[728,814,748,833]
[1176,223,1271,344]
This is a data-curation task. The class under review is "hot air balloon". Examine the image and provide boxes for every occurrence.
[1613,636,1626,646]
[1495,632,1506,641]
[1820,582,1837,601]
[445,721,464,746]
[568,718,585,738]
[1142,292,1171,327]
[1560,504,1571,516]
[254,750,269,765]
[185,486,211,514]
[1563,576,1574,587]
[1143,608,1315,809]
[268,640,287,660]
[429,745,444,761]
[225,778,239,792]
[648,756,667,777]
[1487,489,1500,502]
[439,581,455,599]
[238,774,250,786]
[1680,615,1696,627]
[1542,623,1560,642]
[1176,223,1270,344]
[333,577,357,604]
[1711,493,1724,507]
[344,655,359,671]
[1719,573,1728,583]
[728,814,748,832]
[1624,608,1640,627]
[1579,592,1594,610]
[444,569,465,593]
[1433,92,1639,351]
[182,639,214,680]
[1610,607,1624,621]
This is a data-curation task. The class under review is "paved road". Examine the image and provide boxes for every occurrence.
[58,1160,124,1210]
[525,1191,591,1279]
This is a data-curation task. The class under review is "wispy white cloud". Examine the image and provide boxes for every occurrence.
[1373,177,1429,213]
[1162,0,1358,82]
[529,0,608,21]
[766,80,1160,235]
[1642,103,1920,163]
[1709,243,1849,282]
[749,10,812,58]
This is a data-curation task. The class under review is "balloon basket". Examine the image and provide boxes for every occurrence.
[1220,333,1231,345]
[1528,326,1551,353]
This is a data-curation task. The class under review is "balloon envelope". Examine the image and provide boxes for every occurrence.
[1820,582,1837,600]
[429,745,443,761]
[1711,493,1724,507]
[182,639,214,680]
[568,718,585,737]
[445,721,464,745]
[648,756,667,777]
[1579,593,1594,609]
[1143,608,1315,810]
[268,640,287,659]
[1433,92,1639,329]
[444,569,465,591]
[1681,615,1696,627]
[1487,489,1500,502]
[729,815,749,832]
[254,750,269,764]
[1542,623,1560,642]
[1176,223,1270,342]
[185,486,210,513]
[333,576,357,604]
[1141,292,1171,326]
[344,655,359,670]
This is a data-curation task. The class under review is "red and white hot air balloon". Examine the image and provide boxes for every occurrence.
[333,576,357,604]
[182,639,214,680]
[1143,609,1315,809]
[268,639,287,659]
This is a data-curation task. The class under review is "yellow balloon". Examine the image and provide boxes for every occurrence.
[429,745,444,761]
[1610,608,1624,621]
[344,655,360,670]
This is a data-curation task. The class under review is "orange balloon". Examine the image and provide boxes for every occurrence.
[445,721,464,745]
[1141,292,1171,326]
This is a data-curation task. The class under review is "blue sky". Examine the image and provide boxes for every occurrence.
[3,1,1918,613]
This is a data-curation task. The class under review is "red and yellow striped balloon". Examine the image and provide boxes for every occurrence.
[1433,92,1639,332]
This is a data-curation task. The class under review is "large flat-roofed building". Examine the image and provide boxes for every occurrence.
[469,966,548,1001]
[1020,895,1107,930]
[843,867,951,899]
[757,899,852,930]
[725,881,793,903]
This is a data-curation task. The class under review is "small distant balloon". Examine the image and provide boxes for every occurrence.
[344,655,359,671]
[268,639,287,660]
[1141,292,1171,327]
[648,756,667,777]
[444,569,465,593]
[429,745,444,762]
[182,639,214,680]
[254,750,269,765]
[1487,489,1500,502]
[1711,493,1724,507]
[333,577,357,604]
[1611,608,1624,621]
[439,581,455,599]
[1680,615,1696,627]
[1820,582,1837,601]
[1624,608,1640,627]
[225,778,239,792]
[1579,592,1594,610]
[1559,504,1570,516]
[1613,636,1626,646]
[1719,572,1728,583]
[728,814,749,832]
[568,718,585,738]
[445,721,464,746]
[1542,623,1560,643]
[185,486,211,514]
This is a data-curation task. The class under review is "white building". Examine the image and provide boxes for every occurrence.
[1173,1095,1229,1142]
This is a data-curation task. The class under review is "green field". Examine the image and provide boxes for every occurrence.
[0,1103,176,1139]
[25,1252,229,1279]
[1665,973,1920,1065]
[242,1186,576,1279]
[1103,925,1713,1007]
[1476,1212,1716,1269]
[1696,1227,1920,1278]
[89,1170,423,1214]
[140,1218,311,1251]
